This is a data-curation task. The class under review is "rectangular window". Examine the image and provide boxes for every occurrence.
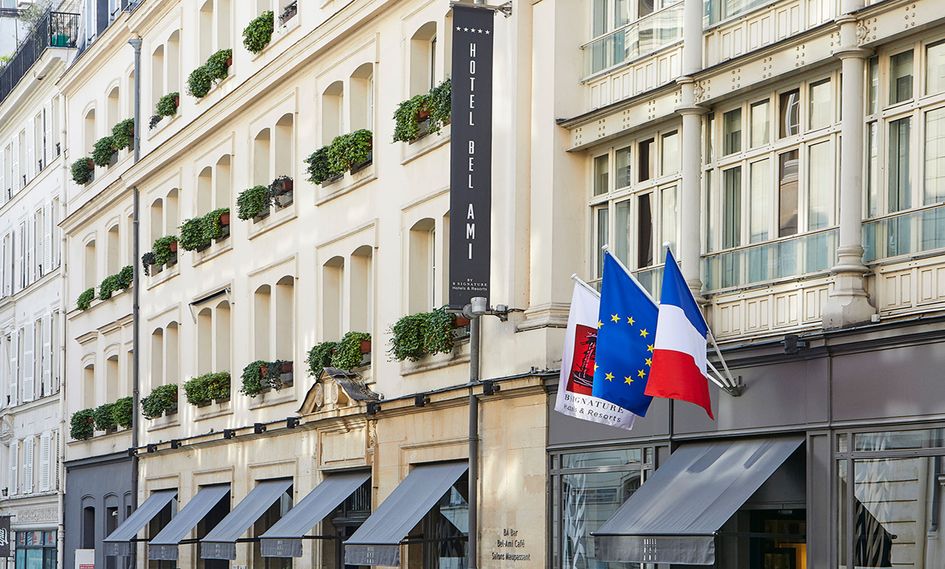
[637,193,653,268]
[638,138,654,182]
[614,200,631,267]
[615,0,631,27]
[723,109,742,155]
[661,131,679,176]
[749,159,771,243]
[705,113,715,163]
[888,117,912,212]
[808,142,834,230]
[889,50,914,105]
[615,146,632,189]
[809,79,831,130]
[722,167,742,249]
[593,154,609,196]
[705,172,717,252]
[868,56,879,115]
[595,206,609,278]
[778,150,799,237]
[638,0,654,18]
[924,107,945,204]
[927,41,945,95]
[749,100,769,148]
[779,89,800,138]
[592,0,608,36]
[660,186,676,262]
[867,122,880,217]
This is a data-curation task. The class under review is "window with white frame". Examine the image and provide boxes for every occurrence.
[863,36,945,263]
[584,0,684,77]
[589,127,681,295]
[703,76,840,291]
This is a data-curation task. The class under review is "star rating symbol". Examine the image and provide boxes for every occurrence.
[610,313,620,323]
[624,376,633,385]
[637,369,646,379]
[647,344,654,352]
[605,372,614,381]
[626,315,635,326]
[639,328,649,338]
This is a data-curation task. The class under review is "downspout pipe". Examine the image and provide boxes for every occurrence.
[128,34,142,569]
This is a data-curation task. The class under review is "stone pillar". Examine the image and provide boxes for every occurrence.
[823,15,875,328]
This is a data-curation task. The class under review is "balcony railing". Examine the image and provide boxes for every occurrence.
[863,204,945,263]
[0,10,79,106]
[582,2,684,78]
[632,265,664,299]
[702,229,838,292]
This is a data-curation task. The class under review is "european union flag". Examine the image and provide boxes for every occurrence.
[591,252,659,417]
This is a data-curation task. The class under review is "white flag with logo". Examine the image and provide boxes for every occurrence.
[554,280,636,430]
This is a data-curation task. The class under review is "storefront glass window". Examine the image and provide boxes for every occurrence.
[809,79,831,130]
[253,485,294,569]
[661,131,679,176]
[406,476,469,569]
[14,531,57,569]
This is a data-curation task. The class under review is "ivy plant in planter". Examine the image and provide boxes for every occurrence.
[98,274,120,301]
[187,65,212,98]
[149,115,163,130]
[117,265,134,288]
[304,146,331,185]
[70,409,96,440]
[152,236,178,267]
[77,287,95,311]
[243,10,274,54]
[332,331,371,370]
[112,396,134,429]
[141,384,178,419]
[71,157,95,184]
[180,217,212,251]
[184,372,231,406]
[157,92,180,117]
[93,403,117,431]
[92,136,118,167]
[141,251,156,276]
[307,341,338,378]
[206,49,233,83]
[389,308,455,362]
[237,185,272,221]
[327,129,373,174]
[270,176,294,208]
[240,360,269,397]
[112,118,135,151]
[206,208,231,240]
[392,79,451,143]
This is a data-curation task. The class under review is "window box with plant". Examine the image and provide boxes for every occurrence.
[243,10,274,54]
[150,92,180,129]
[77,287,95,311]
[184,372,231,407]
[270,175,294,208]
[305,129,374,186]
[70,409,96,440]
[187,49,233,99]
[93,403,118,433]
[180,217,212,252]
[237,185,272,222]
[389,308,460,362]
[152,235,178,268]
[393,79,451,143]
[141,251,156,276]
[306,333,372,378]
[113,396,133,429]
[98,265,134,301]
[92,135,118,167]
[71,157,95,185]
[112,118,135,151]
[141,384,178,419]
[241,359,294,397]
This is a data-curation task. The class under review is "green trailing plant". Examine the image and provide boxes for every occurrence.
[77,287,95,311]
[141,252,156,275]
[152,236,178,266]
[307,341,338,378]
[93,403,117,431]
[141,384,178,419]
[240,360,268,397]
[98,274,120,301]
[149,115,162,130]
[268,360,292,387]
[112,397,133,429]
[304,146,331,184]
[237,185,272,220]
[392,79,451,143]
[184,372,231,406]
[206,49,233,83]
[205,208,230,239]
[179,217,211,251]
[331,331,371,370]
[111,118,135,151]
[327,129,373,174]
[92,136,117,167]
[117,265,134,288]
[71,157,95,184]
[70,409,96,440]
[389,308,455,362]
[156,92,180,117]
[187,66,212,98]
[243,11,274,54]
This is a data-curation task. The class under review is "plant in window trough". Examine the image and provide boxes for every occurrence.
[389,309,455,362]
[77,287,95,311]
[141,251,156,276]
[141,384,178,419]
[71,157,95,184]
[112,397,133,429]
[116,265,134,289]
[185,372,231,406]
[237,185,272,221]
[98,274,120,301]
[187,66,212,98]
[93,403,117,431]
[156,92,180,117]
[92,135,118,167]
[304,146,332,185]
[70,409,96,440]
[206,49,233,83]
[111,118,135,151]
[392,79,451,143]
[206,208,231,240]
[152,235,179,267]
[331,331,371,370]
[270,175,294,207]
[243,10,274,54]
[179,217,211,251]
[240,360,269,397]
[307,341,338,378]
[327,129,373,174]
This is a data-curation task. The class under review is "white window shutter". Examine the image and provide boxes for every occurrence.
[41,314,51,398]
[38,432,50,492]
[14,225,22,292]
[44,204,52,275]
[53,431,60,490]
[10,140,17,192]
[9,330,17,407]
[22,437,33,494]
[22,323,34,403]
[9,440,17,496]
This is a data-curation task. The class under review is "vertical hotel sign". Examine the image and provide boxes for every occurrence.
[449,4,495,308]
[0,515,10,558]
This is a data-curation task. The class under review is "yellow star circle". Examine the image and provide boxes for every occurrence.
[610,313,620,323]
[605,372,615,381]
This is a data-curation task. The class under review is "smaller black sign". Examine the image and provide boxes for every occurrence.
[448,4,495,309]
[0,515,10,558]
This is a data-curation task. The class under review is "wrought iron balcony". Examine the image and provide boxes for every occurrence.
[0,10,79,106]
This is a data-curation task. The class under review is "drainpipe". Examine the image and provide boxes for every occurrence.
[128,34,142,569]
[466,304,481,569]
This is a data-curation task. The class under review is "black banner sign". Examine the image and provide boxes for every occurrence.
[0,515,10,558]
[449,4,495,309]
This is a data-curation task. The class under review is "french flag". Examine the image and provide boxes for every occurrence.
[644,249,714,419]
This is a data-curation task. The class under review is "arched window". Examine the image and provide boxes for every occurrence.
[322,257,344,341]
[84,239,97,289]
[82,504,96,549]
[84,109,96,154]
[350,63,374,132]
[107,87,120,131]
[149,198,164,244]
[350,246,373,332]
[215,301,231,371]
[151,45,165,110]
[106,224,120,275]
[217,0,232,50]
[106,354,120,400]
[165,322,179,384]
[197,308,212,375]
[321,81,343,144]
[410,22,437,96]
[215,155,231,210]
[199,0,214,61]
[166,31,181,93]
[275,276,294,360]
[274,114,294,179]
[253,129,271,186]
[254,285,271,359]
[408,219,435,312]
[83,363,96,410]
[126,70,136,123]
[197,166,213,216]
[150,328,163,387]
[165,188,179,233]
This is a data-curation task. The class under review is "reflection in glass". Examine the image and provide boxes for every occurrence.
[778,150,799,237]
[595,207,609,279]
[723,167,741,249]
[614,200,631,268]
[809,79,831,130]
[927,41,945,95]
[750,100,769,148]
[561,471,642,569]
[779,89,800,138]
[660,186,676,262]
[661,131,679,175]
[637,193,654,268]
[749,159,771,243]
[639,138,654,182]
[615,146,632,189]
[593,154,610,196]
[723,108,742,155]
[808,142,834,230]
[868,56,879,115]
[888,117,912,212]
[924,107,945,204]
[890,50,914,104]
[867,122,880,217]
[561,448,643,469]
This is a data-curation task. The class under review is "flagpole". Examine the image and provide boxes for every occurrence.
[600,245,657,305]
[570,274,601,298]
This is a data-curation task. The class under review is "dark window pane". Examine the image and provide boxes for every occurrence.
[890,50,914,104]
[637,194,653,268]
[723,109,742,155]
[723,168,741,249]
[779,89,800,138]
[638,138,654,182]
[615,146,631,188]
[888,117,912,212]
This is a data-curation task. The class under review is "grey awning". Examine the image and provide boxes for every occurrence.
[260,471,370,558]
[148,484,230,561]
[594,436,803,566]
[200,479,293,560]
[103,489,177,557]
[344,461,468,567]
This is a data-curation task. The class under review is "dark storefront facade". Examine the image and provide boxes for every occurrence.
[63,452,134,569]
[547,317,945,568]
